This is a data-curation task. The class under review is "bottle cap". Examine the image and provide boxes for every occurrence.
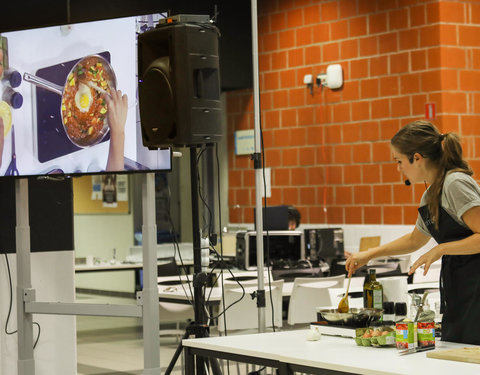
[383,301,395,314]
[394,302,407,316]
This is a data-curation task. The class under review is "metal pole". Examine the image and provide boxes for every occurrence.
[15,178,35,375]
[190,146,207,375]
[142,173,161,374]
[251,0,266,333]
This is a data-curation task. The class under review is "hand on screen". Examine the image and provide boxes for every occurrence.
[0,117,4,167]
[105,89,128,171]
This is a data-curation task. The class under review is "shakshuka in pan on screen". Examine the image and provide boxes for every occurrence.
[61,56,115,147]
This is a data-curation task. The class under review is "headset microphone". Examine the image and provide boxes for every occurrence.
[404,179,411,186]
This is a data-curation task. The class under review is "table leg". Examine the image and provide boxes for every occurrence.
[278,362,293,375]
[185,347,195,375]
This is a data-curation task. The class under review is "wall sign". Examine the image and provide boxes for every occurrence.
[235,129,255,155]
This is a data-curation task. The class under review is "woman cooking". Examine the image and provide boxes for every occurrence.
[345,120,480,345]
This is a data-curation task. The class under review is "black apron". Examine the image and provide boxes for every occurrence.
[418,205,480,344]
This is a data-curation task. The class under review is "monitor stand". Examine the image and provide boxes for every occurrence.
[14,175,161,375]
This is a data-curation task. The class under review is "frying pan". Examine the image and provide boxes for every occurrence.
[317,307,382,327]
[23,54,117,148]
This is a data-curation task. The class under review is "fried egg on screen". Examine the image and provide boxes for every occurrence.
[74,83,92,112]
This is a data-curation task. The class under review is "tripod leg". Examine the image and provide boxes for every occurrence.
[209,356,223,375]
[165,330,190,375]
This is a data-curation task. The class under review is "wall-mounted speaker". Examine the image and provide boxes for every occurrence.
[138,17,223,148]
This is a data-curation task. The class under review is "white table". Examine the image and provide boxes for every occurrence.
[158,278,339,305]
[75,260,194,292]
[183,329,480,375]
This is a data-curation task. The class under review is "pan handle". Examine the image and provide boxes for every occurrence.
[23,73,64,96]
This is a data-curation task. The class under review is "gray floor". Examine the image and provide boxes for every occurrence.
[76,293,185,375]
[76,293,301,375]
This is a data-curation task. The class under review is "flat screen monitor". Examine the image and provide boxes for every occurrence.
[254,205,290,231]
[0,14,171,178]
[304,228,344,261]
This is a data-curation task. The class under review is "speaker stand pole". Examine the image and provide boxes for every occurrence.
[164,146,221,375]
[190,146,207,375]
[251,0,266,333]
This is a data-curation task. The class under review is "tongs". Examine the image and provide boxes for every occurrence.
[399,346,435,355]
[414,291,429,321]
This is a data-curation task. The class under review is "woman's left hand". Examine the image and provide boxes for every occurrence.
[408,246,443,276]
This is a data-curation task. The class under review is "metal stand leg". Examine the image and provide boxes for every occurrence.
[15,178,35,375]
[142,173,161,374]
[164,147,224,375]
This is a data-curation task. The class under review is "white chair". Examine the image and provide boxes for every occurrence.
[220,268,273,285]
[287,274,345,326]
[217,279,284,334]
[157,258,194,340]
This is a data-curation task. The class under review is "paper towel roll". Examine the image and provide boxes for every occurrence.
[380,276,409,304]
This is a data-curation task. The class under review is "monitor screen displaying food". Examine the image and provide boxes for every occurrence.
[0,14,171,178]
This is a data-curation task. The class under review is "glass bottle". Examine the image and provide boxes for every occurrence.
[362,272,370,307]
[382,301,395,321]
[394,302,407,322]
[363,269,383,309]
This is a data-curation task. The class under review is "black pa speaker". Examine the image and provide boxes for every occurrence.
[138,17,222,148]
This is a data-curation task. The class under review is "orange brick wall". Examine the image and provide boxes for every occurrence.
[227,0,480,226]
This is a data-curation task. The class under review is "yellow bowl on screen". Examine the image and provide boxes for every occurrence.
[0,101,12,136]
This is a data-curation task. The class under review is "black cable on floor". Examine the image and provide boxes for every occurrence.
[4,253,41,348]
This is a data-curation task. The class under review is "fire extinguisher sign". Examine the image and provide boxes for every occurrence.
[425,103,436,120]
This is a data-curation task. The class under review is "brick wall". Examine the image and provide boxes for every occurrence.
[227,0,480,226]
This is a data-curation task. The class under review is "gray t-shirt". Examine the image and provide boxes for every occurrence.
[416,172,480,236]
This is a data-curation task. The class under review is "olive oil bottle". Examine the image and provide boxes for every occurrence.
[363,269,383,309]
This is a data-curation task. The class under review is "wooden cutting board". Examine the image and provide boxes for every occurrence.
[427,347,480,364]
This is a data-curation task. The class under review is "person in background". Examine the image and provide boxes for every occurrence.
[105,89,128,171]
[345,120,480,345]
[287,206,301,230]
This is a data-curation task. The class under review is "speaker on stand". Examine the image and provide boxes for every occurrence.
[138,15,222,148]
[137,15,223,375]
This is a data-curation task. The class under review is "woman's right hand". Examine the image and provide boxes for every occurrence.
[345,250,373,277]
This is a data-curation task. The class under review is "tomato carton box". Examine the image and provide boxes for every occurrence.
[417,321,435,348]
[396,321,417,350]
